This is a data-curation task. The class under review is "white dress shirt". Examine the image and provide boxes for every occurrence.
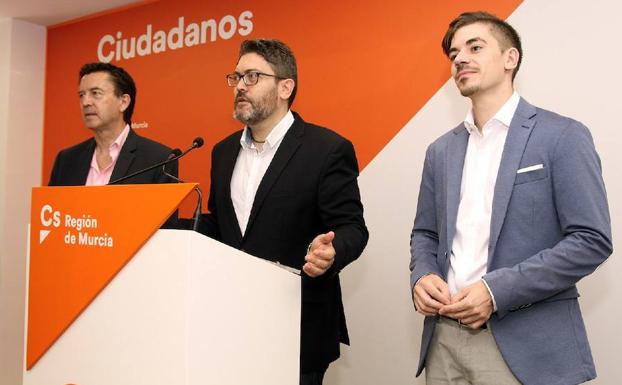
[230,110,295,235]
[448,92,521,300]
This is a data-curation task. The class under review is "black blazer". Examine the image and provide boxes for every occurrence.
[48,129,177,186]
[200,112,368,372]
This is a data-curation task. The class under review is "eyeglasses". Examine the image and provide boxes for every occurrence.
[225,71,283,87]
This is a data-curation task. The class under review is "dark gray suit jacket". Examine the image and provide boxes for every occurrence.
[48,129,176,186]
[410,98,612,385]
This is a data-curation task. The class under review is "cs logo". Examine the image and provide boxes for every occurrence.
[39,205,60,244]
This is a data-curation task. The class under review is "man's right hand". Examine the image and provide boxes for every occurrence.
[413,274,451,316]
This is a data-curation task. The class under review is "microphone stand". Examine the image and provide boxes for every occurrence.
[108,153,183,185]
[109,137,203,185]
[161,157,203,232]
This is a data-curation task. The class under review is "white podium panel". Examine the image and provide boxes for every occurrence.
[24,230,300,385]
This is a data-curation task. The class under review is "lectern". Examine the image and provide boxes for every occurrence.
[24,184,300,385]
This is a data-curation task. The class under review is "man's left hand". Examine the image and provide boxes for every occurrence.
[439,280,493,329]
[303,231,336,277]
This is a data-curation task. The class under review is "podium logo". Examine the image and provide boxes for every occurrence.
[39,204,60,244]
[38,204,113,248]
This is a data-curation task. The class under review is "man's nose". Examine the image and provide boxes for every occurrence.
[80,95,92,107]
[453,50,469,67]
[235,78,248,93]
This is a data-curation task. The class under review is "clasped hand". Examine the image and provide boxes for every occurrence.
[413,274,492,329]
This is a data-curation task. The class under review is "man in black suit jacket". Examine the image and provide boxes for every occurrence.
[48,62,176,186]
[200,39,368,384]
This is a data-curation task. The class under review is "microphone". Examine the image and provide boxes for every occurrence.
[160,145,203,231]
[108,137,204,185]
[170,148,183,157]
[192,137,204,148]
[163,148,183,182]
[184,138,204,231]
[179,138,204,231]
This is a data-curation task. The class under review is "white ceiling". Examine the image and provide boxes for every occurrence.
[0,0,142,26]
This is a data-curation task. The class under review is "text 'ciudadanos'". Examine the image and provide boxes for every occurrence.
[97,10,254,63]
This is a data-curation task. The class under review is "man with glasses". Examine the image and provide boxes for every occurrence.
[198,39,368,385]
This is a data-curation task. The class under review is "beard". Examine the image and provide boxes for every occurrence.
[458,83,479,97]
[233,87,278,126]
[454,66,480,97]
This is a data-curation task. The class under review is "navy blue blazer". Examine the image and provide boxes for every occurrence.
[410,99,612,385]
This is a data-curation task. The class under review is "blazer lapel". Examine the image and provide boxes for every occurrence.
[75,139,96,185]
[445,125,470,254]
[243,118,303,238]
[221,137,244,244]
[110,129,137,182]
[488,98,537,263]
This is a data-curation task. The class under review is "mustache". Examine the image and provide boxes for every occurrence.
[455,64,478,76]
[235,93,251,104]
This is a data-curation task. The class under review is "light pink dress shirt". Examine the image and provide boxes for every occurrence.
[85,124,130,186]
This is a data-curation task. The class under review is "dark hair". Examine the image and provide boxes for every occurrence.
[442,11,523,81]
[239,39,298,107]
[79,62,136,124]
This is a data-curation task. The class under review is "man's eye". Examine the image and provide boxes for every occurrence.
[472,45,482,52]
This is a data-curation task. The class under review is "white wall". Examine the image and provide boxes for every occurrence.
[328,0,621,384]
[0,18,46,385]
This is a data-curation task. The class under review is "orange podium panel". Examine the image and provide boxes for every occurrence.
[27,183,196,369]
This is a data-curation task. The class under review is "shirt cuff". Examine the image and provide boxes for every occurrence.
[481,278,498,312]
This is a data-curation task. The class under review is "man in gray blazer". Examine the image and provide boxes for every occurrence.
[410,11,612,385]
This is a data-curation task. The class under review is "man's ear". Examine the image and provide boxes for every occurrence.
[279,78,295,101]
[504,47,519,71]
[119,94,131,112]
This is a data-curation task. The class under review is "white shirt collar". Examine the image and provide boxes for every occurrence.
[240,110,295,150]
[464,91,521,134]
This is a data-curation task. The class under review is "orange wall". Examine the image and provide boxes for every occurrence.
[43,0,522,213]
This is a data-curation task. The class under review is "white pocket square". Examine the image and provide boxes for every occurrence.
[517,164,544,174]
